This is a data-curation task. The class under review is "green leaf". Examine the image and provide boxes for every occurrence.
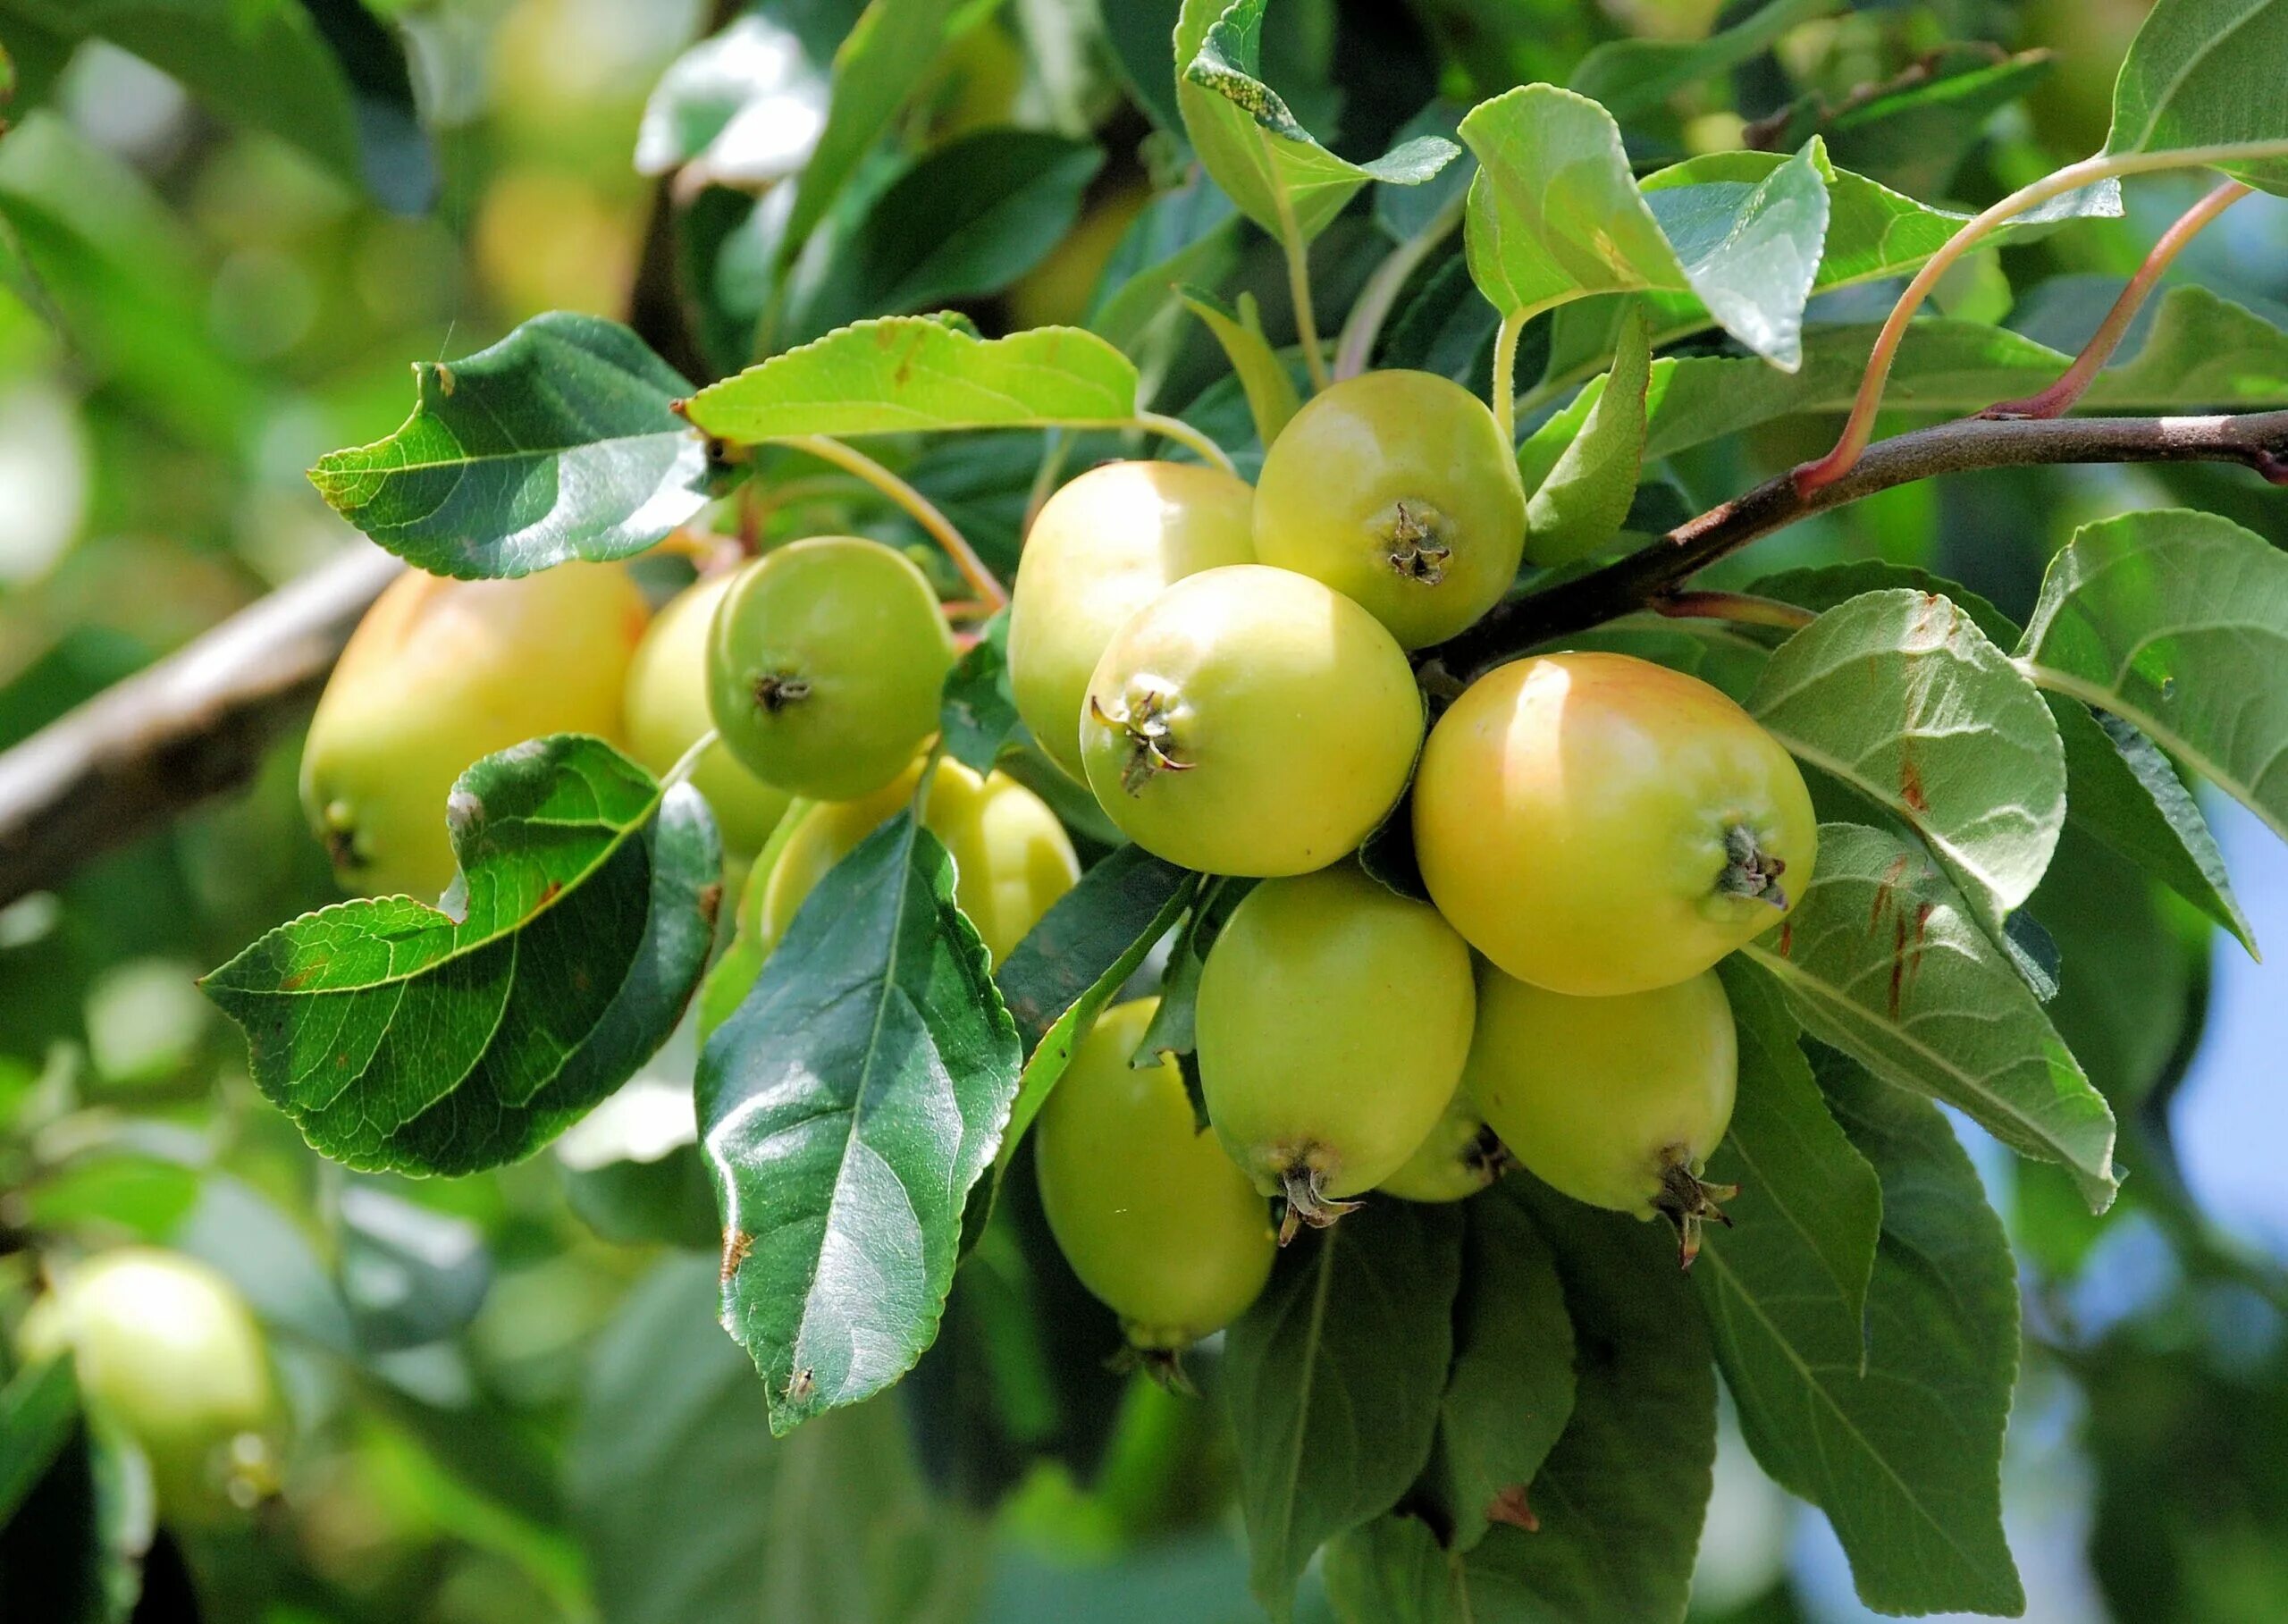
[0,1360,78,1528]
[2020,508,2288,847]
[698,811,1022,1434]
[2104,0,2288,195]
[1567,0,1840,122]
[1324,1515,1460,1624]
[1177,284,1301,446]
[1754,560,2254,957]
[0,112,259,454]
[570,1256,985,1624]
[1225,1201,1465,1623]
[1426,1191,1576,1552]
[1740,822,2120,1210]
[938,611,1021,777]
[989,847,1197,1172]
[635,12,833,186]
[1521,300,1651,564]
[1459,88,1829,368]
[1175,0,1459,245]
[1456,1182,1715,1624]
[687,317,1140,442]
[1086,178,1244,354]
[1375,99,1475,242]
[202,737,722,1176]
[308,314,712,579]
[780,129,1105,344]
[777,0,967,264]
[2,0,419,205]
[1709,1045,2025,1616]
[1814,46,2057,200]
[1703,957,1881,1354]
[1750,588,2067,926]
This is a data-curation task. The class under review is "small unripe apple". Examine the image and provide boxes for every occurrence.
[624,572,792,856]
[299,562,649,899]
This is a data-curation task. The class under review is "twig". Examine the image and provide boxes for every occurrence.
[782,434,1008,610]
[1795,139,2288,494]
[1426,408,2288,680]
[1982,180,2251,420]
[0,547,408,906]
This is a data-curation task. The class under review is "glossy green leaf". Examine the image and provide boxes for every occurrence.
[1177,284,1301,446]
[1757,560,2253,955]
[1751,588,2067,924]
[0,1360,78,1529]
[687,317,1140,442]
[1175,0,1459,245]
[570,1256,985,1624]
[308,314,712,579]
[780,129,1104,344]
[2104,0,2288,194]
[1711,1045,2025,1616]
[778,0,967,263]
[1375,99,1474,243]
[1225,1201,1465,1623]
[1427,1191,1576,1552]
[203,737,722,1176]
[699,812,1022,1434]
[2021,508,2288,846]
[1324,1515,1459,1624]
[1460,88,1829,367]
[1457,1182,1716,1624]
[1521,301,1650,564]
[1568,0,1839,122]
[938,611,1021,777]
[1702,958,1881,1355]
[635,12,833,186]
[990,847,1197,1172]
[1813,47,2057,199]
[1741,822,2120,1209]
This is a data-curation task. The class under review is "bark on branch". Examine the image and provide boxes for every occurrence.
[1424,408,2288,681]
[0,546,405,905]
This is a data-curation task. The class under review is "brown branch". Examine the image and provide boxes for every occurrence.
[1425,408,2288,681]
[0,547,405,905]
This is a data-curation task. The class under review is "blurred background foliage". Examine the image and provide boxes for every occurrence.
[1,0,2285,1620]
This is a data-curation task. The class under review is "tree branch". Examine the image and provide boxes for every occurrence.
[0,547,406,905]
[1425,408,2288,681]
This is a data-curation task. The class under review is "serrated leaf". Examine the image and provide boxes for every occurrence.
[1175,0,1459,245]
[1754,560,2254,957]
[308,314,712,578]
[203,737,722,1176]
[2020,508,2288,848]
[686,317,1140,442]
[699,812,1022,1434]
[1522,300,1651,564]
[777,0,966,263]
[1375,99,1475,243]
[1225,1201,1464,1623]
[990,847,1197,1165]
[1456,1182,1715,1624]
[1708,1045,2025,1616]
[1702,958,1881,1354]
[1176,284,1300,446]
[1752,588,2066,927]
[2104,0,2288,195]
[1568,0,1839,122]
[1426,1191,1575,1552]
[938,611,1021,777]
[1741,822,2120,1209]
[1460,88,1829,368]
